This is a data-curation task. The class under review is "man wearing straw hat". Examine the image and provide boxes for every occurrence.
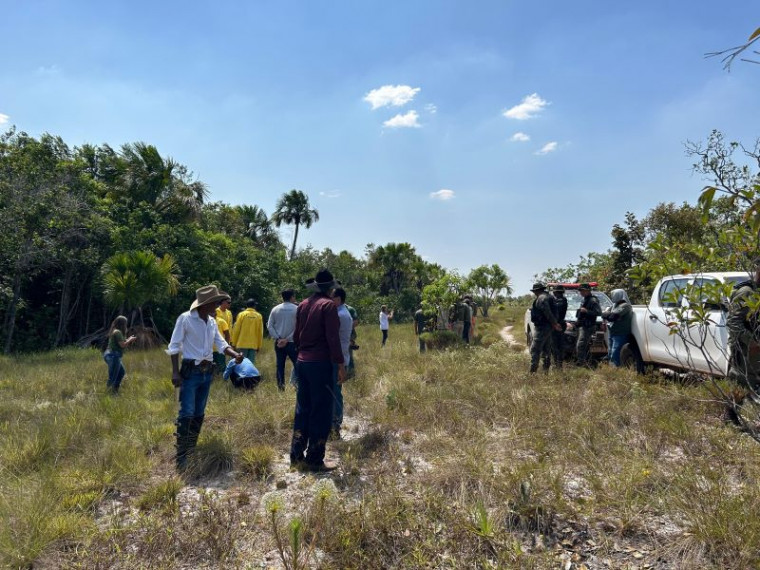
[290,269,345,472]
[167,285,244,471]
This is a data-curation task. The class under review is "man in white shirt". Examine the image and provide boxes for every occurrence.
[167,285,244,471]
[267,289,299,392]
[331,287,353,439]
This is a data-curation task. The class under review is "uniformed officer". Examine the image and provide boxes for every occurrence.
[551,285,568,368]
[575,283,602,367]
[529,282,562,373]
[727,260,760,391]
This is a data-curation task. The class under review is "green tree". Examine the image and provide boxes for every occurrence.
[101,251,180,329]
[271,189,319,260]
[368,242,421,296]
[0,129,105,352]
[422,274,464,330]
[466,264,512,317]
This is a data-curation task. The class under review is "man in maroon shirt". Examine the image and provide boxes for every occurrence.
[290,269,346,472]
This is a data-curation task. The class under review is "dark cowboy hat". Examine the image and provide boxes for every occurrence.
[305,269,340,293]
[552,285,565,292]
[578,283,592,291]
[190,285,228,310]
[530,282,547,292]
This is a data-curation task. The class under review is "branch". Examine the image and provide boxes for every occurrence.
[706,32,760,71]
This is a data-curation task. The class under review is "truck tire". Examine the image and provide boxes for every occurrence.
[621,342,645,374]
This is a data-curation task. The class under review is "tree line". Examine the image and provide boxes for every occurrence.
[0,128,513,353]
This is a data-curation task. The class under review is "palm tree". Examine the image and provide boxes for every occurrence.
[102,250,180,328]
[238,205,275,245]
[271,189,319,260]
[119,142,208,222]
[369,242,420,295]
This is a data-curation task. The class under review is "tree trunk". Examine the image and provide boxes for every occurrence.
[54,266,74,347]
[3,274,22,354]
[290,223,300,260]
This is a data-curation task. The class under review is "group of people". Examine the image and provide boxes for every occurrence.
[529,282,632,373]
[155,270,357,472]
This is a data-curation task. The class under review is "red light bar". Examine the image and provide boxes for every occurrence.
[547,282,599,289]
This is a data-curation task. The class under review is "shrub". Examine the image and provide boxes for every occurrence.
[239,445,276,479]
[419,330,463,350]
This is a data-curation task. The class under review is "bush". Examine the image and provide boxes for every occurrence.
[419,330,464,350]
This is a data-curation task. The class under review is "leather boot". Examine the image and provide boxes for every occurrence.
[189,415,205,451]
[175,417,193,471]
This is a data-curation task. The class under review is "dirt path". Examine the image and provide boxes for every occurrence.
[500,325,525,350]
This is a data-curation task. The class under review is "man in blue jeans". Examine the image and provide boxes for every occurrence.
[167,285,244,471]
[267,288,299,391]
[290,270,345,472]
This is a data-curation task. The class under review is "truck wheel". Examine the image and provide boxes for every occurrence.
[621,343,644,374]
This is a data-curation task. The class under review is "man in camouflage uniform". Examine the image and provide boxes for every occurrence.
[575,283,602,367]
[551,285,568,368]
[529,282,562,373]
[727,260,760,391]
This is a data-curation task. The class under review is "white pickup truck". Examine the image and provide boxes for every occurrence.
[622,272,751,375]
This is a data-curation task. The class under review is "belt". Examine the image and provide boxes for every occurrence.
[182,359,214,373]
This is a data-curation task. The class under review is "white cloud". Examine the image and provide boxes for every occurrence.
[430,189,455,201]
[364,85,420,109]
[425,103,437,114]
[503,93,549,120]
[511,132,530,142]
[0,113,8,125]
[535,141,558,155]
[383,110,421,129]
[319,191,341,199]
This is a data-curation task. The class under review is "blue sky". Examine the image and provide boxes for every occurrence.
[1,1,758,293]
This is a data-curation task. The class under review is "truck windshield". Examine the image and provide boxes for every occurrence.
[564,291,613,312]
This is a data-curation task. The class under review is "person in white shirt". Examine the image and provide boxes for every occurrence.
[167,285,243,471]
[331,287,353,439]
[267,289,299,392]
[379,305,394,347]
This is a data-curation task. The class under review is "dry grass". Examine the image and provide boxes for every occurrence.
[2,312,760,568]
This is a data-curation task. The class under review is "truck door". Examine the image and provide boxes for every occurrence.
[686,277,730,375]
[645,277,690,367]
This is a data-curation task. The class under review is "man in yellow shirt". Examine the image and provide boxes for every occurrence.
[216,297,233,330]
[213,293,232,374]
[231,298,263,364]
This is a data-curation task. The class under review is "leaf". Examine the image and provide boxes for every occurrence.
[749,27,760,42]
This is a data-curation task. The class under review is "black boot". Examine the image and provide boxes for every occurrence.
[189,415,205,451]
[175,417,193,471]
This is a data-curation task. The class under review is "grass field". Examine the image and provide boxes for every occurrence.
[2,306,760,569]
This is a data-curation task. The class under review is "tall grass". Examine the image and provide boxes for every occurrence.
[2,312,760,568]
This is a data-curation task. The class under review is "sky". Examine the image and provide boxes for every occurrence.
[1,1,759,293]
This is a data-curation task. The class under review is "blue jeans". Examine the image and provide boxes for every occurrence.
[104,351,125,392]
[178,370,212,419]
[608,334,628,367]
[332,364,344,430]
[275,341,298,387]
[290,360,333,466]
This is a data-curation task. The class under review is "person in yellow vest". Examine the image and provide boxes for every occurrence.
[213,293,232,374]
[231,298,263,364]
[216,296,233,330]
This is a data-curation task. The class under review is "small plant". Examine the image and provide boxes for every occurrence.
[266,481,336,570]
[240,445,276,479]
[136,477,182,512]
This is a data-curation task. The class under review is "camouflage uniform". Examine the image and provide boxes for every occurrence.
[530,285,558,373]
[575,289,601,367]
[551,289,568,368]
[727,280,760,391]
